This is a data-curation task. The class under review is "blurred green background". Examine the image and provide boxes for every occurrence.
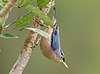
[0,0,100,74]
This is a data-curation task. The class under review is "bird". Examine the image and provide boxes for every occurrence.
[40,7,68,68]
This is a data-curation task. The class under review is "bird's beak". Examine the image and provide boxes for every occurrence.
[59,59,68,68]
[62,61,68,68]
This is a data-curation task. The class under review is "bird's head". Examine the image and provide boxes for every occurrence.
[59,50,68,68]
[52,49,68,68]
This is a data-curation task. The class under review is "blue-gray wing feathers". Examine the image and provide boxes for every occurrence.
[51,23,60,51]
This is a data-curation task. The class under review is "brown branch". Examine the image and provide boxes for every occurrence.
[9,0,55,74]
[0,0,16,34]
[0,0,16,18]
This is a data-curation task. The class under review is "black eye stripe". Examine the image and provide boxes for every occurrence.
[60,50,64,55]
[63,58,65,62]
[61,52,63,55]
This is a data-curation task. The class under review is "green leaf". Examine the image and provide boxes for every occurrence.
[37,0,50,7]
[0,34,18,39]
[26,27,51,41]
[2,0,8,6]
[18,0,33,7]
[2,0,8,3]
[25,5,55,30]
[15,16,33,28]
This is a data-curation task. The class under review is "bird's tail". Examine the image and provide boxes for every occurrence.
[52,7,59,32]
[53,7,57,20]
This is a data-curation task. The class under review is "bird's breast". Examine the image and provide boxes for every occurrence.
[40,27,54,59]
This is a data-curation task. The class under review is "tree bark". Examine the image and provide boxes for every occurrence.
[9,0,55,74]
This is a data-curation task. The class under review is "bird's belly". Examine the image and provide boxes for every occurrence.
[40,37,52,59]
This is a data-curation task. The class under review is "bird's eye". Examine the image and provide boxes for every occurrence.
[61,56,63,58]
[60,56,65,62]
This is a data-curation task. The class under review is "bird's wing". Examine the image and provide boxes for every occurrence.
[51,23,60,51]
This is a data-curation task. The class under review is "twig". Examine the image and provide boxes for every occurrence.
[0,0,16,33]
[9,0,55,74]
[4,12,31,29]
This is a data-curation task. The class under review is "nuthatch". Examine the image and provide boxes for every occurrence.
[40,7,68,68]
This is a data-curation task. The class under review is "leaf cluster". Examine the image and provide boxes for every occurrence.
[0,0,55,39]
